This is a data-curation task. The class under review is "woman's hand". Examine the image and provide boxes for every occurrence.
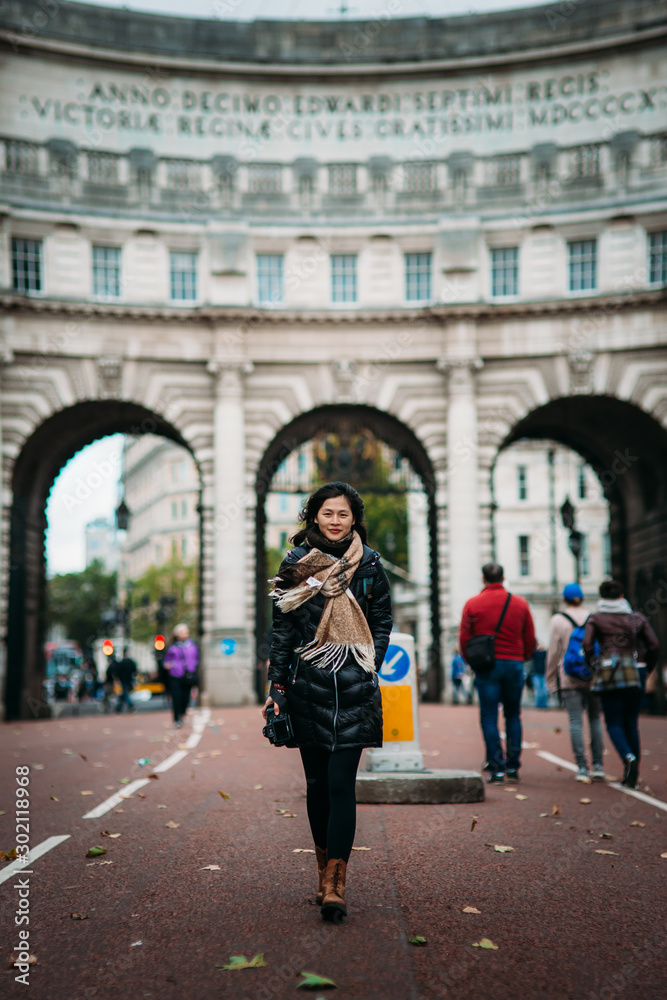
[262,682,287,720]
[262,696,279,720]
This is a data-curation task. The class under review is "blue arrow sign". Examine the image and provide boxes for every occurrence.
[220,638,237,656]
[379,643,411,683]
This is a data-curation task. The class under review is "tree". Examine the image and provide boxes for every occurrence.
[47,560,117,653]
[128,556,199,643]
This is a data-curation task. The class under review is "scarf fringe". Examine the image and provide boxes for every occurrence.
[270,582,314,614]
[296,639,376,674]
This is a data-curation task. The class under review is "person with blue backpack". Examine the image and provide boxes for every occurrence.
[546,583,605,782]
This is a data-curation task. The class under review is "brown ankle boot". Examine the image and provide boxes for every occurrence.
[321,858,347,922]
[315,846,328,905]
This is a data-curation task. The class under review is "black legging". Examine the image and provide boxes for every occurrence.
[299,747,363,863]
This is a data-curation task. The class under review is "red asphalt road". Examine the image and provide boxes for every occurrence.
[1,703,666,1000]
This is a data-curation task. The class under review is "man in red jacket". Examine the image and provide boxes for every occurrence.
[459,563,536,783]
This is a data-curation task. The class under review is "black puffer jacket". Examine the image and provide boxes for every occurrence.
[269,542,393,751]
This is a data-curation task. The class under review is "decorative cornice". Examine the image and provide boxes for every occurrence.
[1,290,665,326]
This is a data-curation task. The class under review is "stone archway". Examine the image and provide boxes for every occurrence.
[490,395,667,707]
[4,400,204,721]
[253,404,442,701]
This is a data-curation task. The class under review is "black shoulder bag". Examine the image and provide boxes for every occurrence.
[465,593,512,678]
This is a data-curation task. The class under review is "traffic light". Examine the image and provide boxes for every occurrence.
[154,635,166,652]
[102,639,114,656]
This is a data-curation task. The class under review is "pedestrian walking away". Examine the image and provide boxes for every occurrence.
[264,481,393,923]
[583,579,659,789]
[164,623,200,728]
[451,648,468,705]
[459,562,536,784]
[530,644,549,709]
[546,583,604,782]
[115,648,137,714]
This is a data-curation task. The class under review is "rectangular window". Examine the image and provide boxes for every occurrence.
[518,535,530,577]
[181,537,187,557]
[279,531,288,549]
[574,145,600,178]
[578,464,587,500]
[405,252,432,302]
[491,247,519,298]
[12,237,42,293]
[517,465,527,501]
[603,533,612,576]
[403,162,435,193]
[568,239,597,292]
[92,245,121,298]
[248,163,282,194]
[169,251,197,302]
[166,160,199,190]
[331,254,357,304]
[88,153,118,184]
[495,155,521,186]
[328,164,357,195]
[256,254,284,305]
[649,231,667,286]
[171,500,178,520]
[580,533,590,577]
[181,499,187,518]
[279,493,289,513]
[6,141,39,174]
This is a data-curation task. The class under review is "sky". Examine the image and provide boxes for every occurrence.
[77,0,544,21]
[46,435,124,576]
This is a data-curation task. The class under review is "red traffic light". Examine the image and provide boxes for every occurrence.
[102,639,114,656]
[154,635,166,652]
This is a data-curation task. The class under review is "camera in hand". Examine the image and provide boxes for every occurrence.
[262,709,294,746]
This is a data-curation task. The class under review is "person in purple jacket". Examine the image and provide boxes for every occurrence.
[164,623,199,728]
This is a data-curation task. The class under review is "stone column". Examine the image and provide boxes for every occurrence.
[205,359,255,705]
[439,357,484,630]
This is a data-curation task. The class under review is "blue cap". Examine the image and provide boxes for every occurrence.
[563,583,584,602]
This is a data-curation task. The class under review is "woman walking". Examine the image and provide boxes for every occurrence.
[164,623,199,728]
[584,580,659,788]
[263,482,392,922]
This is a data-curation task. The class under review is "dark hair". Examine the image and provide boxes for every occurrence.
[291,482,367,546]
[482,562,504,584]
[599,579,624,600]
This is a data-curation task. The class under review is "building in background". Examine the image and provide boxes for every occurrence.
[84,517,120,574]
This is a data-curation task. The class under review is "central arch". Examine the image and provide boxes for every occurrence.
[254,404,442,701]
[5,400,204,721]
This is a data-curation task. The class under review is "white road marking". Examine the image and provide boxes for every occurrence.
[83,778,151,819]
[536,749,667,811]
[82,708,210,819]
[0,835,70,887]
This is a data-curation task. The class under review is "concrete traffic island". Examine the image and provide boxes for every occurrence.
[356,768,484,804]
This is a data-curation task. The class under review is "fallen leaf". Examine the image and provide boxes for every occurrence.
[85,846,107,858]
[32,764,45,770]
[200,864,221,870]
[219,954,268,971]
[595,850,619,856]
[292,849,316,854]
[462,906,481,914]
[472,938,499,950]
[253,784,264,790]
[297,970,337,989]
[114,809,124,813]
[554,727,562,734]
[599,832,613,840]
[119,778,131,784]
[515,794,528,801]
[157,804,166,809]
[50,796,59,802]
[579,798,592,805]
[660,852,667,859]
[351,846,371,851]
[630,821,645,828]
[148,773,159,780]
[137,758,150,766]
[7,953,37,967]
[539,813,549,818]
[165,821,180,829]
[408,936,427,946]
[130,941,142,947]
[218,791,231,800]
[137,793,146,799]
[493,845,514,853]
[0,848,17,861]
[80,790,94,796]
[70,913,88,920]
[80,754,88,762]
[470,817,478,832]
[552,804,561,816]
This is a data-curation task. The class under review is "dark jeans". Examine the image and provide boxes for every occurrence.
[475,659,525,773]
[599,686,643,764]
[115,682,134,713]
[299,746,363,863]
[170,675,192,723]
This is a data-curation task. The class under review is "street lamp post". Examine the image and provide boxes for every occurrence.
[560,495,582,584]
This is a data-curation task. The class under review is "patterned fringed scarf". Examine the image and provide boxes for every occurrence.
[270,529,375,674]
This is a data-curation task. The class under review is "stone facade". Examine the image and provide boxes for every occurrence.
[0,0,666,717]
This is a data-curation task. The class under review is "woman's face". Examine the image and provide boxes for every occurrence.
[314,495,355,542]
[175,625,189,641]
